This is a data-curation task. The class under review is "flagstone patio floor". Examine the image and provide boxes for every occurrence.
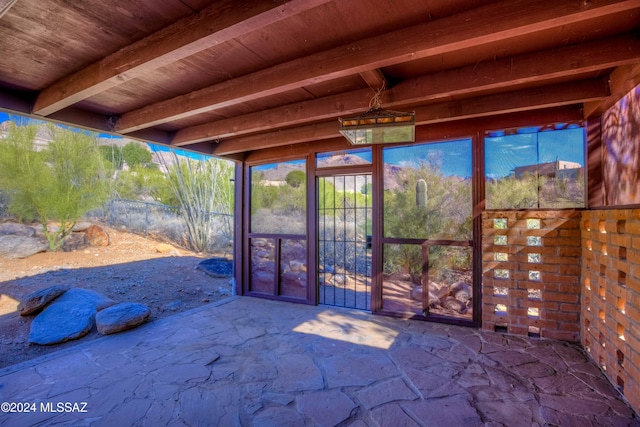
[0,296,638,426]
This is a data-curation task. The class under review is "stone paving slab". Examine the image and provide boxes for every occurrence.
[0,296,638,426]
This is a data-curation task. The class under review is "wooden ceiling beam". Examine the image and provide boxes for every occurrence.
[211,79,608,156]
[172,34,640,146]
[171,87,372,145]
[358,69,387,91]
[0,0,18,19]
[413,78,609,124]
[31,0,332,116]
[212,122,338,156]
[583,62,640,117]
[385,34,640,107]
[116,0,640,133]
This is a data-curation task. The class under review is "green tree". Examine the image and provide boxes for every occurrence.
[0,123,111,250]
[285,170,305,188]
[115,166,176,204]
[122,141,154,168]
[99,144,124,170]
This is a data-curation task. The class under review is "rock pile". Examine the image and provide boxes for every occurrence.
[20,285,151,345]
[0,221,111,258]
[411,280,472,315]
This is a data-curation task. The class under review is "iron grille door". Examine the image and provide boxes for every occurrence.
[317,174,372,310]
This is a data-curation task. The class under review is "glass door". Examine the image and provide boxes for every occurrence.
[317,174,372,310]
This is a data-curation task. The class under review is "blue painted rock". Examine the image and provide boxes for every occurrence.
[28,302,96,345]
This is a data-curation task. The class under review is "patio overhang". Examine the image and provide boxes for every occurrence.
[0,0,639,157]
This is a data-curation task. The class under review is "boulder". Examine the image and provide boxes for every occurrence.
[18,285,70,316]
[85,224,109,247]
[61,233,89,252]
[155,243,175,254]
[0,222,36,237]
[54,288,116,311]
[28,302,96,345]
[95,302,151,335]
[72,222,92,232]
[0,235,48,259]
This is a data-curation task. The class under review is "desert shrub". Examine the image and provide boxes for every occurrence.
[158,150,234,252]
[115,166,176,205]
[122,141,154,168]
[99,144,124,170]
[485,173,540,209]
[0,123,110,250]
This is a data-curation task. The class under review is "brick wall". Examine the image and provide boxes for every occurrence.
[581,209,640,413]
[482,210,581,341]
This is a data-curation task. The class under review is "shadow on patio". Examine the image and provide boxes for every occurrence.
[0,296,637,426]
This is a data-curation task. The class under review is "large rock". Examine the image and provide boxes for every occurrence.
[85,224,109,247]
[0,235,48,259]
[95,302,151,335]
[72,222,92,232]
[18,285,70,316]
[54,288,116,311]
[0,222,36,237]
[61,233,89,252]
[28,302,96,345]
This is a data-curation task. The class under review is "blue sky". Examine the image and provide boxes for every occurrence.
[384,138,472,177]
[2,112,584,175]
[0,111,212,160]
[485,127,585,178]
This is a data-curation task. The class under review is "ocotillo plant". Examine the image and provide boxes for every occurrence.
[416,178,428,208]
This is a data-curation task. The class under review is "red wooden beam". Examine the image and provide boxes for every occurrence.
[116,0,640,133]
[32,0,332,116]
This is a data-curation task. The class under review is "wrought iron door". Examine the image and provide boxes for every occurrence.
[317,174,372,310]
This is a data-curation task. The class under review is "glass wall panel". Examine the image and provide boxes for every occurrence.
[485,125,585,209]
[382,244,423,315]
[250,238,275,294]
[383,139,472,240]
[280,238,307,299]
[426,245,472,320]
[316,147,372,168]
[250,160,306,234]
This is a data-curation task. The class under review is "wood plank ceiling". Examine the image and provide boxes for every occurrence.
[1,0,640,159]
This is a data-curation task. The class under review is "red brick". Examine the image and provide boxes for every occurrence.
[559,322,580,332]
[544,237,581,247]
[560,246,583,257]
[509,307,528,317]
[559,265,581,276]
[542,330,579,341]
[508,325,528,335]
[560,303,581,312]
[609,233,632,247]
[541,311,579,322]
[557,283,581,294]
[543,292,579,303]
[541,273,579,284]
[627,221,640,235]
[527,300,560,310]
[559,229,581,238]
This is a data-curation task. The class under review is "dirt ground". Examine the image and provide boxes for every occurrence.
[0,226,233,369]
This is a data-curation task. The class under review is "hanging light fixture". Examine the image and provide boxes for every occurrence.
[339,85,415,145]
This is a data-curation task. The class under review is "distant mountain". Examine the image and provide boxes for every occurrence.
[316,153,371,168]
